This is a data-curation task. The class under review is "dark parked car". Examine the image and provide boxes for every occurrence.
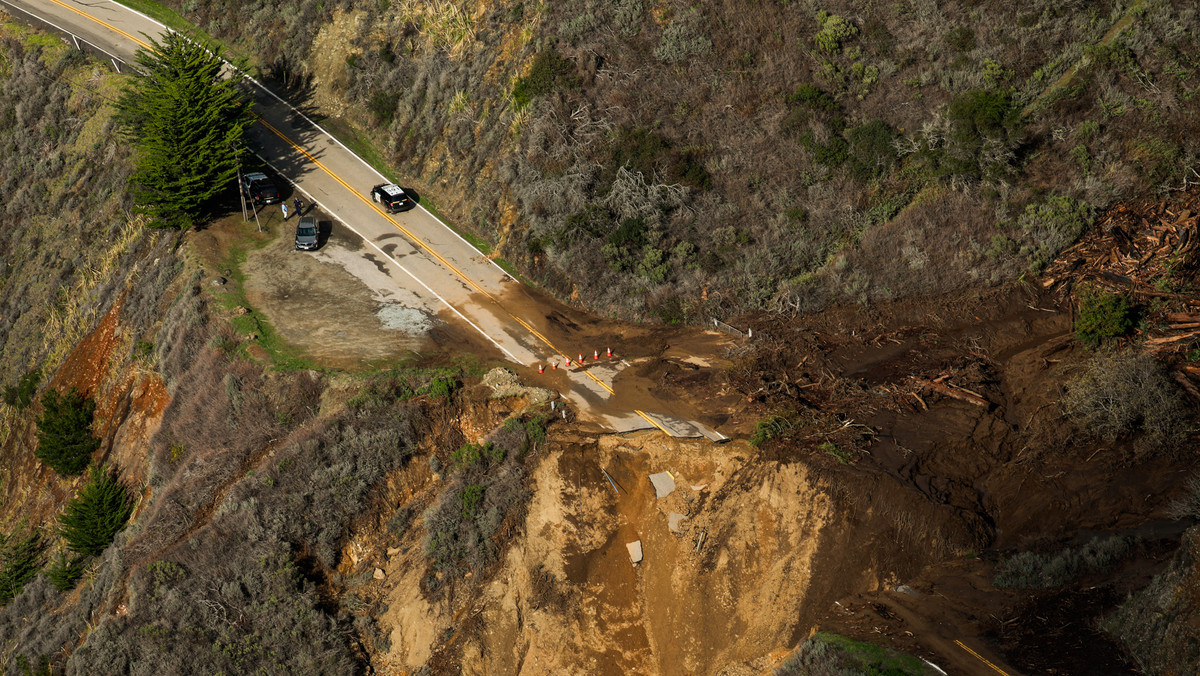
[370,183,414,213]
[241,171,280,205]
[294,216,318,251]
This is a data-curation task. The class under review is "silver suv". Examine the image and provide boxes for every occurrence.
[294,216,318,251]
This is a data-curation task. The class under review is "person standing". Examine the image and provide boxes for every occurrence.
[293,197,303,216]
[281,201,289,220]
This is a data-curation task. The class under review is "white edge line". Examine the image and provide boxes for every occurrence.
[0,0,125,63]
[257,155,521,363]
[97,0,519,285]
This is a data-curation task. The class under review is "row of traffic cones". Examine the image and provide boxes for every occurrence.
[537,347,613,373]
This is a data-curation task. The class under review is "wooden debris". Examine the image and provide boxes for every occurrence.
[914,379,991,408]
[1145,330,1200,347]
[909,392,928,411]
[1173,372,1200,401]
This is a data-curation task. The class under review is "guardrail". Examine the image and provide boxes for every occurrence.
[0,0,130,72]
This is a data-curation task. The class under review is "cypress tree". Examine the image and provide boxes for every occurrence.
[0,528,44,605]
[35,388,100,476]
[117,32,253,229]
[58,466,134,558]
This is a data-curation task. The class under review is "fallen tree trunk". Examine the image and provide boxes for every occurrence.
[914,379,991,408]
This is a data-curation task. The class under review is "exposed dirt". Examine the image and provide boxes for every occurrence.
[186,208,481,369]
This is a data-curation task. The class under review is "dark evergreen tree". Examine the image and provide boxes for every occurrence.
[117,32,253,229]
[45,550,87,592]
[58,466,133,558]
[35,388,99,476]
[0,528,44,605]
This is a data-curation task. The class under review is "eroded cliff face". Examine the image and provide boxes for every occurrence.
[354,421,839,674]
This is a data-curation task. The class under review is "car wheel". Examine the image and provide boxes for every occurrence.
[372,191,380,203]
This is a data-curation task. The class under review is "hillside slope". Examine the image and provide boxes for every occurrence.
[143,0,1200,321]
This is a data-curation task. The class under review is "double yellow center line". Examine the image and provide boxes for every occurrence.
[46,0,152,50]
[252,116,671,434]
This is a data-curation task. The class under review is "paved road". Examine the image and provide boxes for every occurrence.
[6,0,726,441]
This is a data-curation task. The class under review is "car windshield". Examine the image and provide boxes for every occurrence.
[298,226,316,236]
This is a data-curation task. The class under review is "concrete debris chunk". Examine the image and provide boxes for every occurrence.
[668,512,687,532]
[649,472,676,498]
[626,540,643,566]
[373,568,385,580]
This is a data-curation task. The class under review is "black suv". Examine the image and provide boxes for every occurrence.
[294,216,318,251]
[241,172,281,205]
[370,183,414,213]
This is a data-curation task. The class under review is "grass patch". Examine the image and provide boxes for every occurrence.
[212,232,317,372]
[776,631,936,675]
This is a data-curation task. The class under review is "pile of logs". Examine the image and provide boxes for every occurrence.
[1042,199,1200,302]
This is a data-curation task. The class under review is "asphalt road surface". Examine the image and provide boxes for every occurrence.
[4,0,726,441]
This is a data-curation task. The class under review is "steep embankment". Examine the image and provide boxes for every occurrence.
[138,0,1200,321]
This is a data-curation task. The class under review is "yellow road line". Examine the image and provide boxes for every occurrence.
[252,116,674,434]
[954,640,1010,676]
[46,0,153,50]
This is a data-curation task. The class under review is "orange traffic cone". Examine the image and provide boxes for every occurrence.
[552,362,558,370]
[578,354,583,364]
[606,347,612,357]
[538,364,544,373]
[593,350,599,360]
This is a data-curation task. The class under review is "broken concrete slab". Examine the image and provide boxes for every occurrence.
[626,540,643,565]
[649,471,676,498]
[668,512,687,532]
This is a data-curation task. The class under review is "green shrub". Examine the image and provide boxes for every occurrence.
[45,550,87,592]
[786,84,838,112]
[3,369,41,409]
[35,388,100,476]
[512,50,577,108]
[608,217,647,248]
[994,536,1132,588]
[945,26,976,53]
[423,375,459,400]
[939,88,1021,181]
[368,91,400,126]
[1075,290,1134,346]
[813,11,859,55]
[1018,194,1094,272]
[846,119,898,180]
[750,415,795,447]
[1062,350,1190,448]
[672,149,712,190]
[820,441,853,464]
[0,528,44,606]
[460,484,484,519]
[800,129,849,168]
[59,466,134,557]
[424,437,528,572]
[612,127,668,178]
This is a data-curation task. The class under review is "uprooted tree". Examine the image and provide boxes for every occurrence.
[117,32,253,229]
